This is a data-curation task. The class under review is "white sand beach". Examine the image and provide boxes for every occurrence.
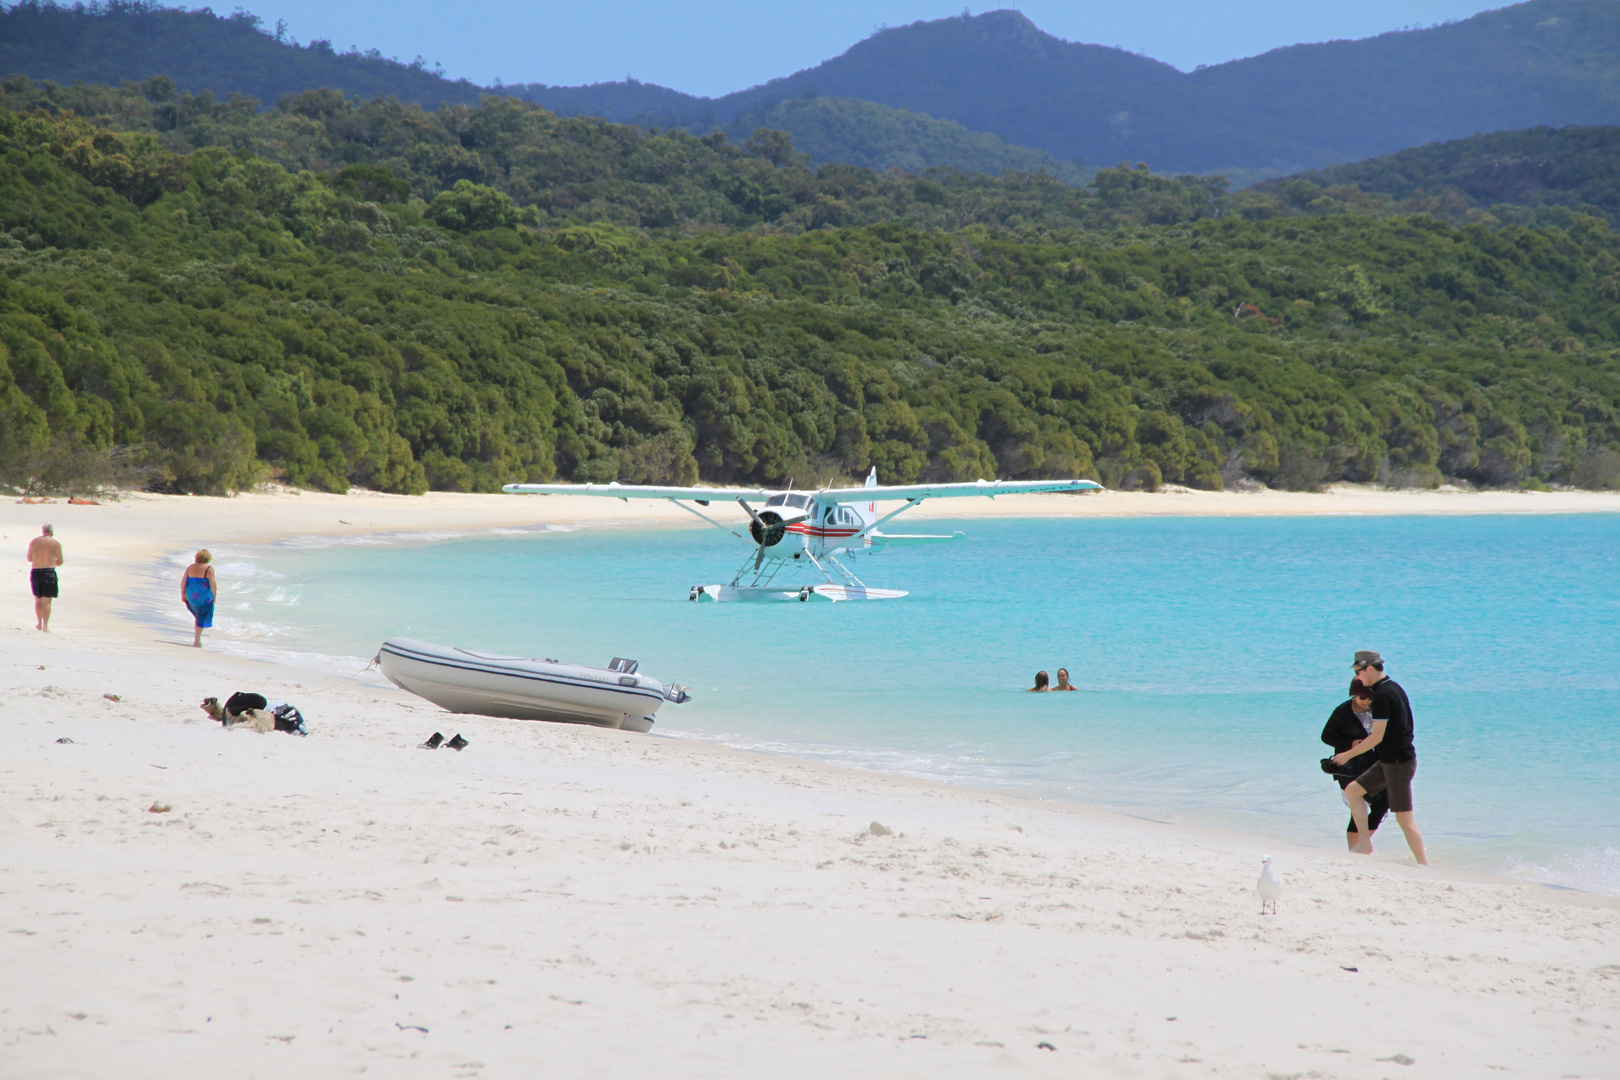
[3,486,1618,1078]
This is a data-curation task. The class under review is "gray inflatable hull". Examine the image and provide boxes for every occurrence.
[378,637,667,732]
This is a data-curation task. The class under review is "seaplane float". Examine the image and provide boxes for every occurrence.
[377,637,690,732]
[502,469,1103,601]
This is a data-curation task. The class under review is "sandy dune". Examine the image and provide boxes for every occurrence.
[2,486,1617,1077]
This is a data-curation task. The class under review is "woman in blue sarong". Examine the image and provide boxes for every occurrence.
[181,549,217,647]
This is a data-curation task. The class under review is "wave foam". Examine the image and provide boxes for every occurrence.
[1499,846,1620,896]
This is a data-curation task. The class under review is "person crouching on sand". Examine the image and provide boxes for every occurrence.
[181,549,217,648]
[1332,650,1426,865]
[26,523,63,632]
[1028,671,1050,692]
[1322,678,1388,851]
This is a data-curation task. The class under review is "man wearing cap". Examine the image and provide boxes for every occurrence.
[1332,650,1426,864]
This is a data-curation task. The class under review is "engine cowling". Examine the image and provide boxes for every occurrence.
[748,508,804,547]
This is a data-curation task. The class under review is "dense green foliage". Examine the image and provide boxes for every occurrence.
[0,76,1212,232]
[4,108,1619,497]
[1264,125,1620,226]
[527,2,1620,178]
[9,72,1607,238]
[519,85,1088,180]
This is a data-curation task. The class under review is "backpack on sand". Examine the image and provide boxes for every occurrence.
[270,703,307,736]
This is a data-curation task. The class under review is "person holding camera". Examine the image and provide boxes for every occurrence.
[1321,679,1388,851]
[1332,650,1426,865]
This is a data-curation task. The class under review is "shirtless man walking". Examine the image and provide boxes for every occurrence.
[26,523,63,632]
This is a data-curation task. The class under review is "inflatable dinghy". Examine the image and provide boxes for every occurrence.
[377,637,689,733]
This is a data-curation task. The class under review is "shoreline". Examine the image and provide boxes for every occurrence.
[6,486,1618,844]
[69,511,1618,903]
[5,484,1616,876]
[6,482,1618,638]
[4,487,1619,1075]
[4,629,1617,1078]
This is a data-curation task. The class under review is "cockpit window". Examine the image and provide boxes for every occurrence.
[786,494,809,509]
[765,494,786,506]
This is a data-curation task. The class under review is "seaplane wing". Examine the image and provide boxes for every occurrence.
[501,482,772,502]
[810,478,1101,503]
[501,478,1101,502]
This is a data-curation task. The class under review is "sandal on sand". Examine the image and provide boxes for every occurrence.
[419,732,445,750]
[446,734,468,751]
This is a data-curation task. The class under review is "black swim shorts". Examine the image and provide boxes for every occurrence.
[30,567,58,598]
[1352,758,1416,815]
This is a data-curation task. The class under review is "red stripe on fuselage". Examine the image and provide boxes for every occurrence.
[786,525,861,537]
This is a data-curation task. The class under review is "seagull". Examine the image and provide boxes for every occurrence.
[1257,855,1281,915]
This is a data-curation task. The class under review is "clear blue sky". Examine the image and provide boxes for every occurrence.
[248,0,1505,97]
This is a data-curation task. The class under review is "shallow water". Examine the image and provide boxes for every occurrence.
[135,512,1620,893]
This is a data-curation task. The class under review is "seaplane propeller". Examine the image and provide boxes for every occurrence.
[736,496,804,570]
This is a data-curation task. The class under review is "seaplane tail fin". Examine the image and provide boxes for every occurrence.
[865,467,877,488]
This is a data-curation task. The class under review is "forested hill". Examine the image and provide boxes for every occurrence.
[1263,125,1620,224]
[0,76,1211,232]
[0,1,1084,181]
[0,0,484,108]
[719,97,1085,182]
[10,76,1612,233]
[3,107,1619,498]
[528,1,1620,179]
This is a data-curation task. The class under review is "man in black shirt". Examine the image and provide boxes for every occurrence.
[1321,680,1388,850]
[1332,650,1427,865]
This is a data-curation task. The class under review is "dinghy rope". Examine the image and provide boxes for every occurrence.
[302,656,379,696]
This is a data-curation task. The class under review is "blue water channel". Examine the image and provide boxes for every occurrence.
[203,512,1620,893]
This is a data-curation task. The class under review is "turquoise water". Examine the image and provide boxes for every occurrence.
[201,514,1619,893]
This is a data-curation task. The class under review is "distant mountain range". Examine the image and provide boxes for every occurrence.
[0,1,1082,180]
[525,1,1620,180]
[6,0,1620,182]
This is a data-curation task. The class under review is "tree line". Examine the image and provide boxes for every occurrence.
[2,102,1618,496]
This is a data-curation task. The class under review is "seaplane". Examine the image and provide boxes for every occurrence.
[502,469,1103,601]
